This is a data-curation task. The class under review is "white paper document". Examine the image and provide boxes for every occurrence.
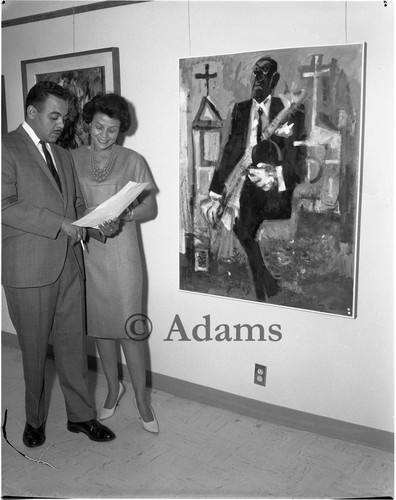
[73,181,148,228]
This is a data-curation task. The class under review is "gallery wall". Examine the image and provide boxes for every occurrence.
[1,1,394,433]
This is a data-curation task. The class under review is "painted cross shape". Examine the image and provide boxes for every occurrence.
[300,54,331,130]
[195,63,217,96]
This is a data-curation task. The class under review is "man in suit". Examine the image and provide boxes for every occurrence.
[205,56,306,301]
[2,81,116,447]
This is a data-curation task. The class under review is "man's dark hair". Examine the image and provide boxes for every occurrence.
[25,80,71,115]
[254,56,278,74]
[83,93,131,133]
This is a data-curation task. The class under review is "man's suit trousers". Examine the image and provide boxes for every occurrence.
[4,245,95,427]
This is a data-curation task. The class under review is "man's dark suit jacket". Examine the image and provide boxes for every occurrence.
[2,125,86,288]
[210,97,306,220]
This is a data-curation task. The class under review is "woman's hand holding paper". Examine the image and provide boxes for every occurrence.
[98,218,121,237]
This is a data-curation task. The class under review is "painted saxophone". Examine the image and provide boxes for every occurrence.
[211,88,306,231]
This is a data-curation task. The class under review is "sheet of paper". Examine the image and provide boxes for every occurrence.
[73,181,148,228]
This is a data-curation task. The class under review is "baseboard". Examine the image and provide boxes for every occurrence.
[2,330,393,453]
[147,371,394,453]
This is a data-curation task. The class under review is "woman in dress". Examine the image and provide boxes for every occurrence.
[71,93,158,433]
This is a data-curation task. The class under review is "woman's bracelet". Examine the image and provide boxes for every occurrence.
[126,207,135,221]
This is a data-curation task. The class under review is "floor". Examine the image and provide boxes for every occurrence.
[1,342,394,499]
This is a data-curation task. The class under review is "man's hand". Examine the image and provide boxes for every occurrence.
[274,121,294,138]
[201,192,223,229]
[61,220,86,246]
[207,199,222,228]
[248,163,278,191]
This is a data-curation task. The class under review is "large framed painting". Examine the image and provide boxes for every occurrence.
[179,43,365,317]
[21,47,120,150]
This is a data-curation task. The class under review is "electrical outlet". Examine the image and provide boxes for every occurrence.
[254,364,267,386]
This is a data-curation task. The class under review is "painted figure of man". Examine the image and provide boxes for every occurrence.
[205,56,307,301]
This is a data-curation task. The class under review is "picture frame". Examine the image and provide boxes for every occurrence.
[179,43,366,318]
[21,47,120,149]
[2,75,8,135]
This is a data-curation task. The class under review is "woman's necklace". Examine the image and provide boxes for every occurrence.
[90,145,116,182]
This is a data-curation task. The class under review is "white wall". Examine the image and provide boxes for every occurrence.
[2,1,394,432]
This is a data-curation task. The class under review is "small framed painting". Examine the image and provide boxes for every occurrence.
[21,47,120,149]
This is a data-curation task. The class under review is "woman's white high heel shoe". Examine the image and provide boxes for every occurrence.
[134,397,159,433]
[99,382,124,420]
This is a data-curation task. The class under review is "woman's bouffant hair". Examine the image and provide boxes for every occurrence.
[83,93,131,133]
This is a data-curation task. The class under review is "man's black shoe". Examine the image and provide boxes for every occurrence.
[67,419,116,442]
[23,422,46,448]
